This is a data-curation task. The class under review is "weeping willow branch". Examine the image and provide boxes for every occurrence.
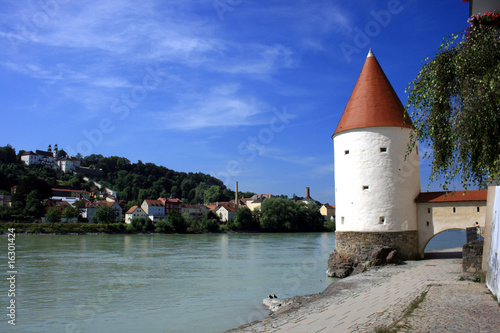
[406,12,500,190]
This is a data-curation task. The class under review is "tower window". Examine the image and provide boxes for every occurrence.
[477,207,480,212]
[362,185,369,190]
[341,216,345,225]
[426,221,430,226]
[379,216,386,224]
[344,150,350,155]
[453,207,456,213]
[380,147,387,153]
[427,208,431,214]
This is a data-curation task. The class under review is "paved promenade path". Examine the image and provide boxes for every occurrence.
[226,249,500,333]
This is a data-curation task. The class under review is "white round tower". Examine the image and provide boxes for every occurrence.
[332,49,421,260]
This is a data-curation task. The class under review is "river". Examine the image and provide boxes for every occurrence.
[6,230,465,332]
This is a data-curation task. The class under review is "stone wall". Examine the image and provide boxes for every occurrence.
[327,231,419,278]
[463,240,484,278]
[335,231,420,260]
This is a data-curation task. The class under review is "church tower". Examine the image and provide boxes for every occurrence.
[332,49,421,261]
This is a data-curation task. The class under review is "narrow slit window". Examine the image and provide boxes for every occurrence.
[379,216,386,224]
[453,207,456,213]
[341,216,345,225]
[362,185,369,190]
[477,207,480,212]
[344,150,350,155]
[427,208,431,214]
[380,147,387,153]
[426,221,430,226]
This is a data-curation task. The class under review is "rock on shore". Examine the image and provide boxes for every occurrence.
[326,246,401,278]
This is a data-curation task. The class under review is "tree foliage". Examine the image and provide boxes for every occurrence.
[406,12,500,189]
[259,198,324,232]
[93,205,116,224]
[62,205,79,219]
[45,207,62,223]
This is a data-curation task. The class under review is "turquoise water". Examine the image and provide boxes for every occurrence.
[3,231,466,333]
[8,233,335,333]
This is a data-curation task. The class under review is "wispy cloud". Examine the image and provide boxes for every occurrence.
[149,83,267,131]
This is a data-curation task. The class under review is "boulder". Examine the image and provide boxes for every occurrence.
[369,247,394,266]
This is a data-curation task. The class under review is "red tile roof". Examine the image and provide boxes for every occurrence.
[144,199,164,206]
[218,203,237,212]
[333,49,412,137]
[157,197,182,204]
[415,190,487,203]
[125,205,142,214]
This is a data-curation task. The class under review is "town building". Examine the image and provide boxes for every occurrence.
[181,204,209,220]
[320,204,335,221]
[96,201,123,222]
[158,197,182,215]
[125,205,148,224]
[215,203,238,223]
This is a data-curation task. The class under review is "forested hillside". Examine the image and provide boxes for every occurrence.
[79,154,253,205]
[0,145,255,207]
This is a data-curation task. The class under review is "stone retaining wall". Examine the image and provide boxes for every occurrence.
[335,231,420,260]
[462,240,483,278]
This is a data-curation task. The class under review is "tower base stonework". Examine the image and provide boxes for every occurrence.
[327,231,419,278]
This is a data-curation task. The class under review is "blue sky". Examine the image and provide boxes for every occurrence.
[0,0,471,204]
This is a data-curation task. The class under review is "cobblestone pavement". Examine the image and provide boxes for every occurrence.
[225,249,500,333]
[398,283,500,332]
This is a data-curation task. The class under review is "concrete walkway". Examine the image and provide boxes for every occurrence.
[226,249,500,332]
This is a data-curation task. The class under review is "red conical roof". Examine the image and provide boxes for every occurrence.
[333,49,412,137]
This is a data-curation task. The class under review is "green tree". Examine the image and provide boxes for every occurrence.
[260,198,297,232]
[203,185,223,204]
[73,200,86,219]
[93,205,116,224]
[168,209,187,233]
[143,218,154,232]
[45,207,62,223]
[406,13,500,189]
[155,220,174,233]
[130,217,146,231]
[234,206,259,230]
[14,176,53,203]
[24,190,44,218]
[0,145,18,164]
[62,205,79,220]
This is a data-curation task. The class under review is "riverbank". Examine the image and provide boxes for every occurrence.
[226,248,500,332]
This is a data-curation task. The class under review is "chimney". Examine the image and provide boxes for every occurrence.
[306,187,310,198]
[235,181,239,209]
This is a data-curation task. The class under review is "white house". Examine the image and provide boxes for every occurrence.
[181,204,209,220]
[58,156,81,173]
[125,205,149,224]
[215,203,237,223]
[141,199,166,221]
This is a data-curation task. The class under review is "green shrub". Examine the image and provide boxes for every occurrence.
[126,224,136,233]
[155,220,174,233]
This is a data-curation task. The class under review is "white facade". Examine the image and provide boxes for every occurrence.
[334,126,420,232]
[216,205,237,222]
[125,206,149,224]
[141,200,165,221]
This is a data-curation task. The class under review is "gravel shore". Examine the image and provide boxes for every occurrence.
[225,248,500,332]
